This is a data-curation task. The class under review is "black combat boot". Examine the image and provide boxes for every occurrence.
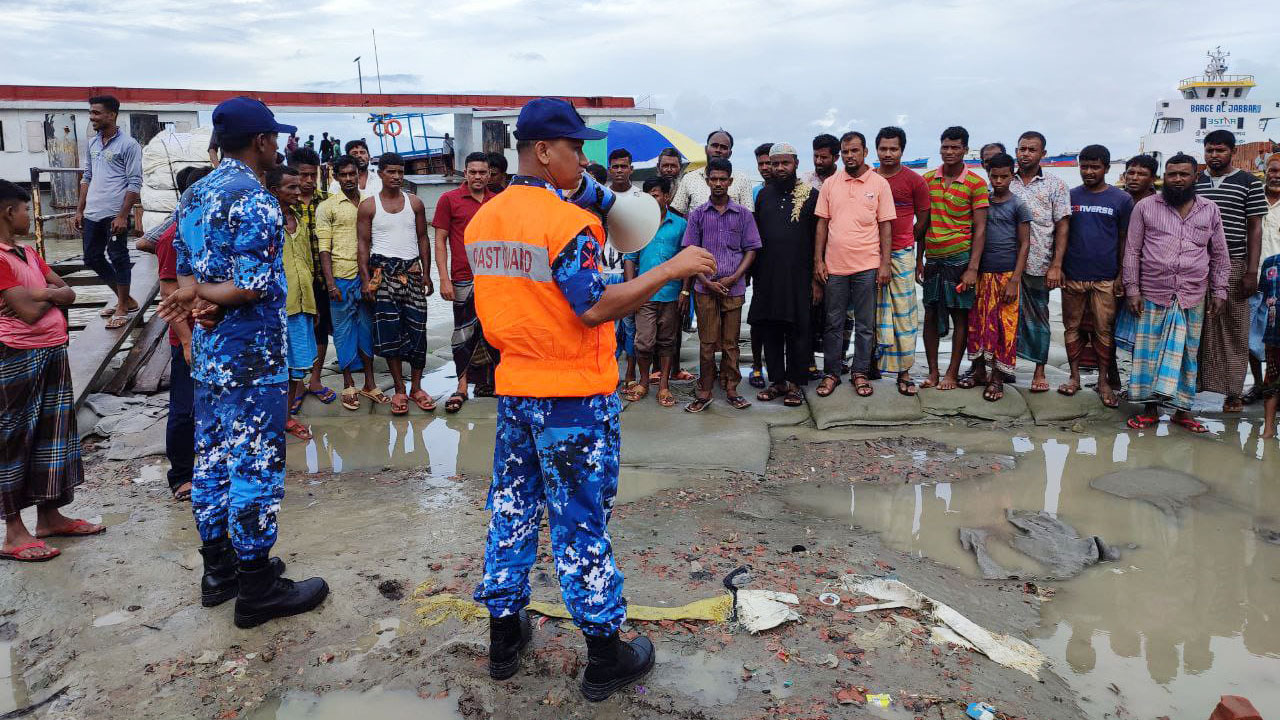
[232,558,328,629]
[580,632,655,702]
[488,611,532,680]
[199,539,286,607]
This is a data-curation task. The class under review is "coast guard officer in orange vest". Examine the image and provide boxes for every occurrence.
[466,98,715,701]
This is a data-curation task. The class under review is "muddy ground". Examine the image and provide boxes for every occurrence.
[3,432,1087,720]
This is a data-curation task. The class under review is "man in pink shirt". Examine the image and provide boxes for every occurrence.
[1123,154,1230,433]
[812,131,896,398]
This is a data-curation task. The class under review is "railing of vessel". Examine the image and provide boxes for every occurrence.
[1178,74,1256,89]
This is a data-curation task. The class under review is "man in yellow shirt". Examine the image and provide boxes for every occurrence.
[316,156,387,411]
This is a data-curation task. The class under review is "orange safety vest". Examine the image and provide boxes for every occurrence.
[464,183,616,397]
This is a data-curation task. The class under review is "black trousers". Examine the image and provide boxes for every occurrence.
[166,345,194,493]
[756,320,810,387]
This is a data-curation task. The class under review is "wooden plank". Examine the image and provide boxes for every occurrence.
[101,313,167,395]
[131,338,173,394]
[68,251,159,408]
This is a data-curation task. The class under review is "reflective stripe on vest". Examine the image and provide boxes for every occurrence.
[468,240,553,282]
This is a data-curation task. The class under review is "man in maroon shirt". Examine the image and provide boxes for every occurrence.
[433,152,497,412]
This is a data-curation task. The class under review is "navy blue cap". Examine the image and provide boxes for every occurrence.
[513,98,606,141]
[212,96,297,137]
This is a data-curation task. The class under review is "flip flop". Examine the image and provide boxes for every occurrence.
[657,390,677,408]
[1030,379,1051,393]
[390,393,410,416]
[105,314,131,329]
[756,386,784,402]
[0,540,60,562]
[340,387,361,411]
[289,394,305,415]
[684,397,712,413]
[672,369,696,381]
[956,369,980,390]
[1126,413,1159,430]
[359,387,391,405]
[309,386,338,404]
[35,518,105,539]
[726,394,752,410]
[410,391,437,412]
[285,418,313,440]
[896,377,918,397]
[172,483,192,502]
[98,306,116,318]
[748,369,766,389]
[783,389,805,407]
[1172,415,1210,434]
[445,392,467,414]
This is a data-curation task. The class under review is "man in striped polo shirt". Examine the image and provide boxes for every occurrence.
[920,126,988,390]
[1194,129,1268,413]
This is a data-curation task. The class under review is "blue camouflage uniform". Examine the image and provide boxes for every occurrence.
[474,175,628,637]
[175,158,289,562]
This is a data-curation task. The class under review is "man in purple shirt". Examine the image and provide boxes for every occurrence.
[682,158,761,412]
[1123,153,1230,433]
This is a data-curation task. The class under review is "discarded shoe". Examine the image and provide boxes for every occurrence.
[580,632,655,702]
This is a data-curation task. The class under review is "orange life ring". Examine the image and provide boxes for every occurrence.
[372,121,385,136]
[384,119,402,137]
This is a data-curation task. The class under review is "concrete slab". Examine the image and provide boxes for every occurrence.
[807,378,926,429]
[1017,385,1116,425]
[919,385,1031,423]
[619,395,769,473]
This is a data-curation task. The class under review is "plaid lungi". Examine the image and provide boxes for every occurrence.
[1016,274,1051,364]
[1197,257,1249,397]
[0,344,82,519]
[450,281,498,387]
[370,254,428,368]
[1128,299,1204,411]
[876,247,918,373]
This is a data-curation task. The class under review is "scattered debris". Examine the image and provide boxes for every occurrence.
[958,527,1017,580]
[411,581,488,627]
[528,595,732,623]
[193,650,222,665]
[376,579,404,601]
[966,701,997,719]
[866,692,892,707]
[817,592,841,606]
[843,575,1047,679]
[735,589,801,633]
[1005,510,1120,579]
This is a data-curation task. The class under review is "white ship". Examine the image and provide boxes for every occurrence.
[1138,47,1280,169]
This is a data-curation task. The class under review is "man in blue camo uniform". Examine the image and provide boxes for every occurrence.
[466,98,715,701]
[164,97,327,629]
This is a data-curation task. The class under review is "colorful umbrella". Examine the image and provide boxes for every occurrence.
[583,121,706,168]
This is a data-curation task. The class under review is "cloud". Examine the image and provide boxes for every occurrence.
[812,108,837,129]
[508,52,546,63]
[301,74,424,92]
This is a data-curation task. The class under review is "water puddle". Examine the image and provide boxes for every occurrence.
[787,425,1280,719]
[247,689,461,720]
[650,649,741,706]
[0,638,30,715]
[91,610,133,627]
[355,618,401,654]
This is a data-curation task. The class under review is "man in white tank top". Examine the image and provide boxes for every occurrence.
[356,152,435,415]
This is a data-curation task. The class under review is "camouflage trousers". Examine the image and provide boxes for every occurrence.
[191,381,287,561]
[474,393,626,637]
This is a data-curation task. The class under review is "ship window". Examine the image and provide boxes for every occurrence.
[1234,87,1243,97]
[1207,88,1216,97]
[1238,117,1244,130]
[1200,118,1207,130]
[1156,118,1184,134]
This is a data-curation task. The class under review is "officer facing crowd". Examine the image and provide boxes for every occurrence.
[466,98,715,701]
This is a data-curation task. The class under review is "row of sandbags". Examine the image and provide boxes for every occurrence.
[140,127,213,231]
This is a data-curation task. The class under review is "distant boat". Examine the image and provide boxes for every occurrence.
[872,157,929,169]
[1042,152,1079,168]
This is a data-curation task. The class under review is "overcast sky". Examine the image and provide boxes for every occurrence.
[7,0,1279,170]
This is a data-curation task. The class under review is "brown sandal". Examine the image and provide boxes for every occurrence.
[815,375,840,397]
[852,374,874,397]
[684,396,712,413]
[657,390,676,407]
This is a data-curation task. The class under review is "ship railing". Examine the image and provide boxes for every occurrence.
[29,166,85,259]
[1178,74,1256,89]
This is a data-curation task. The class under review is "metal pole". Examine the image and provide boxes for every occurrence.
[372,29,383,94]
[29,167,45,259]
[353,56,363,97]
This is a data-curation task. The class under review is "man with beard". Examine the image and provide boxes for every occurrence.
[813,132,896,399]
[749,143,816,407]
[802,134,840,190]
[1194,130,1268,413]
[671,130,755,215]
[327,139,382,198]
[874,126,929,396]
[1123,153,1229,433]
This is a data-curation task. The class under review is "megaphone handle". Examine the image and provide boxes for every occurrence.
[567,171,617,216]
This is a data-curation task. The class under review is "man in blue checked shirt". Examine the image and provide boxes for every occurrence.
[158,97,328,629]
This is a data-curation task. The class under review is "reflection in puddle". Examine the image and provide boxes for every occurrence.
[0,640,30,715]
[248,689,461,720]
[651,649,742,706]
[788,422,1280,718]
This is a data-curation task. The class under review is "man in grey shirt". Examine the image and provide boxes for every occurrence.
[74,95,142,327]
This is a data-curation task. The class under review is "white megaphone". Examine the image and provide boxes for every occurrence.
[567,171,662,254]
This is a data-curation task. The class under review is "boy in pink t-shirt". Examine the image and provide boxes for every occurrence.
[0,179,104,563]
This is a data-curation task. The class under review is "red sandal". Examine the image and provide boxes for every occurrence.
[1171,415,1209,434]
[0,540,60,562]
[1126,413,1158,430]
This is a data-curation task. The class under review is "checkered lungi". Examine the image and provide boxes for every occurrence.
[1128,299,1204,411]
[0,345,82,519]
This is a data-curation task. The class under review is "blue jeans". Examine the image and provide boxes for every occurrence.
[191,381,287,561]
[166,346,194,494]
[81,217,131,288]
[330,277,372,372]
[474,394,626,637]
[823,269,877,376]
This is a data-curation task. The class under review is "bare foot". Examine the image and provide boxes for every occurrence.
[920,371,940,389]
[1262,428,1276,439]
[937,372,959,391]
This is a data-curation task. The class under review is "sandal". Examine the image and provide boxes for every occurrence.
[982,380,1004,402]
[340,387,361,411]
[852,374,874,397]
[622,382,648,402]
[956,369,980,390]
[726,394,752,410]
[672,369,696,381]
[896,376,918,396]
[359,387,391,405]
[0,540,60,562]
[657,390,676,408]
[1030,378,1050,393]
[444,392,467,414]
[815,375,840,397]
[1222,397,1244,413]
[390,393,410,416]
[172,482,192,502]
[1242,387,1261,405]
[748,369,766,389]
[649,371,663,385]
[35,518,105,539]
[1058,381,1081,397]
[756,385,784,402]
[1126,413,1159,430]
[309,386,338,404]
[783,389,805,407]
[1172,415,1210,434]
[410,391,437,412]
[285,418,313,440]
[684,396,713,413]
[290,394,305,415]
[105,314,130,329]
